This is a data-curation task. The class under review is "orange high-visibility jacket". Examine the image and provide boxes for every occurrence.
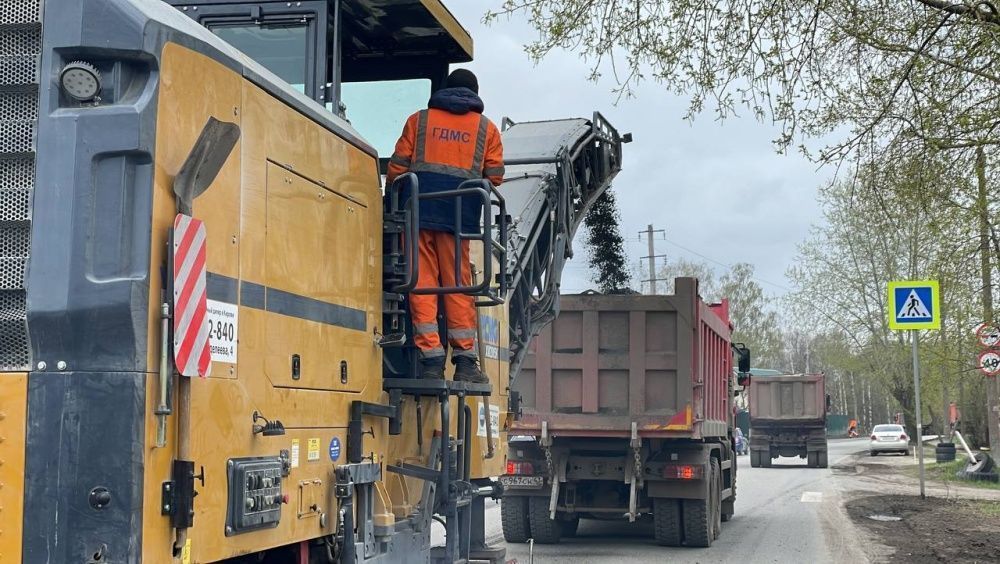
[387,87,504,233]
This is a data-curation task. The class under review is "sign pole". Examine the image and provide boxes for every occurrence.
[912,330,925,499]
[889,279,938,499]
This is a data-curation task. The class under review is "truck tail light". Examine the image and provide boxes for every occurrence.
[506,461,534,475]
[900,434,908,441]
[663,464,704,480]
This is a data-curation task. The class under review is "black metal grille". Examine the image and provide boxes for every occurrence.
[0,0,40,370]
[0,1,41,26]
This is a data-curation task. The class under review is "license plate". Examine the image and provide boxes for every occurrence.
[500,475,544,489]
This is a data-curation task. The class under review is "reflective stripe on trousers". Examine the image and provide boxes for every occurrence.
[410,229,477,359]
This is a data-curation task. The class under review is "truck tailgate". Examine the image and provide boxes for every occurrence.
[513,278,733,439]
[749,373,826,425]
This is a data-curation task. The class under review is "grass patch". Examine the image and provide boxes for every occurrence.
[979,501,1000,517]
[914,456,1000,490]
[926,458,967,478]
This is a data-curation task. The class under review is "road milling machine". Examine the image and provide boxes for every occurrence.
[0,1,626,563]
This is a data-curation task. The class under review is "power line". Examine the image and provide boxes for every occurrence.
[621,232,896,344]
[628,236,795,295]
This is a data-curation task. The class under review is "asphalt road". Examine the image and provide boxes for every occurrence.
[474,439,871,564]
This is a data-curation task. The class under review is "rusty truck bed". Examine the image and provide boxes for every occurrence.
[749,373,826,426]
[512,278,733,439]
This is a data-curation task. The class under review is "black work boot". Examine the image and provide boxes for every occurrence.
[420,357,446,380]
[453,356,488,384]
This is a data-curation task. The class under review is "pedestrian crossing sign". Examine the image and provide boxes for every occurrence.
[888,280,940,331]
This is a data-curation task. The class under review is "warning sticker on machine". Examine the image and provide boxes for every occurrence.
[206,299,238,364]
[477,401,500,438]
[290,439,300,468]
[307,438,321,461]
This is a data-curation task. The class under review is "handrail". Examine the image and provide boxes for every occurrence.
[384,177,509,305]
[385,173,421,293]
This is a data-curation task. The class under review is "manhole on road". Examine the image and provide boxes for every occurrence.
[867,514,903,522]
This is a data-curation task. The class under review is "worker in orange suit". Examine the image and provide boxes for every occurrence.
[386,69,504,383]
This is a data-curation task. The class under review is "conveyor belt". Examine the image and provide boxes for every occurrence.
[499,113,625,381]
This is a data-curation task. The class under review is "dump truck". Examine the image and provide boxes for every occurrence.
[500,279,751,548]
[0,1,627,563]
[748,373,831,468]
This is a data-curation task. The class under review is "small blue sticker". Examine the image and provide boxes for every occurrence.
[329,437,341,462]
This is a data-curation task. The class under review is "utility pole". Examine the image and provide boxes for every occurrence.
[851,372,859,423]
[639,224,667,294]
[976,147,1000,456]
[941,302,949,437]
[867,382,873,429]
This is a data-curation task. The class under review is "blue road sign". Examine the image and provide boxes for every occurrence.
[888,280,940,331]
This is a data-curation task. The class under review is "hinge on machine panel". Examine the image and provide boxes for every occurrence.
[162,460,203,528]
[161,481,175,516]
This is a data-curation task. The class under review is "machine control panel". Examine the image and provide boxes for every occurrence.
[226,457,285,535]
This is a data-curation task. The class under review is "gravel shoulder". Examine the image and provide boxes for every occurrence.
[834,441,1000,563]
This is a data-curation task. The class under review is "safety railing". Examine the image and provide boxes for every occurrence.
[384,175,509,307]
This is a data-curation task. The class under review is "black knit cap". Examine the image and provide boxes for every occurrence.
[445,68,479,93]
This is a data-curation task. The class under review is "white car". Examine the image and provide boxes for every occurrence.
[869,424,911,456]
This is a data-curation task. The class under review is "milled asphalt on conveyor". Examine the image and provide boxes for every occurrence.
[470,439,871,564]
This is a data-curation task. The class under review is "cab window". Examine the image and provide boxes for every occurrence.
[341,79,431,157]
[212,24,309,93]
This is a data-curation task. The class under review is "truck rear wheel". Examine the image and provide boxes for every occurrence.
[807,452,818,468]
[818,450,828,468]
[683,458,720,547]
[527,496,561,544]
[750,450,760,468]
[501,497,531,543]
[653,498,683,546]
[761,453,772,468]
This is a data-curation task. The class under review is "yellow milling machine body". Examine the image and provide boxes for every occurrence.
[0,1,625,563]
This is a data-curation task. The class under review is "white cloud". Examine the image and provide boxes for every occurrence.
[449,3,829,297]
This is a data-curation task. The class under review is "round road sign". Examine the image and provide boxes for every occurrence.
[977,324,1000,349]
[979,350,1000,376]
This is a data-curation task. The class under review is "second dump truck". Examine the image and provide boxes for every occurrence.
[499,278,751,548]
[748,373,831,468]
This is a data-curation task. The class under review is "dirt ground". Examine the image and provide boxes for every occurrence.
[845,494,1000,563]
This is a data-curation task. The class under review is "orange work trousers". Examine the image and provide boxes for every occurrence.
[410,229,477,360]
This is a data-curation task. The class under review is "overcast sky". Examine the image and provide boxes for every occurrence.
[449,3,830,298]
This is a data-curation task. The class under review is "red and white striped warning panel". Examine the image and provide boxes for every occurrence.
[172,213,212,378]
